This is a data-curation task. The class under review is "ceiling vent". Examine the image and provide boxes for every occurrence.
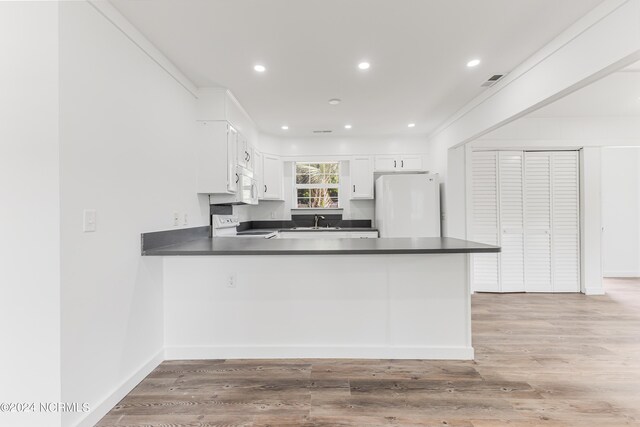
[313,130,333,134]
[481,74,506,87]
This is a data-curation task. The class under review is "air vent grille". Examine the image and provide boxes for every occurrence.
[481,74,505,87]
[313,130,333,134]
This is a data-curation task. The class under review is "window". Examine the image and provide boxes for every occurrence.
[295,162,339,208]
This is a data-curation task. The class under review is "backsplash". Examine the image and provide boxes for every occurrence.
[237,214,372,231]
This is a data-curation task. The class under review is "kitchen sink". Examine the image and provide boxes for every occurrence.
[291,226,341,230]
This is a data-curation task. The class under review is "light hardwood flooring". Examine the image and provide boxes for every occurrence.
[97,278,640,426]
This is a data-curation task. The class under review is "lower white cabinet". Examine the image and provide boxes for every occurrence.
[470,150,580,293]
[278,231,378,239]
[350,156,374,199]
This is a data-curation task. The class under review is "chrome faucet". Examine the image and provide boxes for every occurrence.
[314,214,325,228]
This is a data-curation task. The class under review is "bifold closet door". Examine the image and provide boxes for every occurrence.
[471,151,500,292]
[551,152,580,292]
[498,152,525,292]
[524,152,553,292]
[524,151,580,292]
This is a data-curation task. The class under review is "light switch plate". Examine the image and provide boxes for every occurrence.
[83,209,97,232]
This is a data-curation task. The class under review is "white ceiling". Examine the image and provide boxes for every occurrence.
[111,0,603,137]
[529,61,640,118]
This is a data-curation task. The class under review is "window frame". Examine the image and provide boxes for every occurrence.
[293,161,341,209]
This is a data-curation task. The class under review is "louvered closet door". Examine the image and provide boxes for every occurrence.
[551,152,580,292]
[499,152,525,292]
[524,152,553,292]
[471,151,500,292]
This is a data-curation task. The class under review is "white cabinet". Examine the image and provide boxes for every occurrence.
[236,132,254,172]
[374,155,423,172]
[262,154,283,200]
[350,156,374,199]
[278,231,378,239]
[399,155,423,171]
[254,150,264,199]
[196,121,239,194]
[470,150,580,293]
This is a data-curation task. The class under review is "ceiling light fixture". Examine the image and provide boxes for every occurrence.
[466,59,481,68]
[254,64,266,72]
[281,125,289,130]
[408,123,416,128]
[358,62,371,70]
[328,98,342,105]
[344,124,352,129]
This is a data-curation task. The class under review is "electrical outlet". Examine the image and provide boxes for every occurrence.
[227,273,237,288]
[183,213,188,225]
[173,212,180,226]
[83,209,97,232]
[271,211,276,219]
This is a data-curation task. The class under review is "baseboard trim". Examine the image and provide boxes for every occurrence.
[164,345,474,360]
[584,287,606,296]
[603,271,640,278]
[73,349,164,427]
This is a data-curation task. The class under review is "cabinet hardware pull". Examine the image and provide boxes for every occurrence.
[353,185,356,192]
[235,173,239,183]
[264,185,267,193]
[401,160,404,167]
[394,160,397,168]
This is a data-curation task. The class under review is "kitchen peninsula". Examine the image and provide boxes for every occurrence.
[142,227,499,360]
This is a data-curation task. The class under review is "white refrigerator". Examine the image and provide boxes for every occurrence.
[375,173,441,238]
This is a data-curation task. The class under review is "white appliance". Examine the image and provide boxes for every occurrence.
[211,215,276,238]
[375,173,441,238]
[210,167,258,205]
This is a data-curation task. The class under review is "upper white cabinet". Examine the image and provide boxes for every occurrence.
[197,121,239,194]
[261,154,284,200]
[350,156,374,199]
[236,132,254,172]
[254,150,264,199]
[374,155,423,172]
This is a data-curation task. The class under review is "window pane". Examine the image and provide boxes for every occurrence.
[328,188,338,198]
[296,174,309,184]
[297,189,310,197]
[297,198,310,208]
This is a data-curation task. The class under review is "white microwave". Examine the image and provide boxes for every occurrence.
[210,168,258,205]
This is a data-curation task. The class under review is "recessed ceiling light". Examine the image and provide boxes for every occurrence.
[466,59,481,68]
[281,125,289,130]
[408,123,416,128]
[254,64,266,72]
[358,62,370,70]
[344,124,352,129]
[328,98,342,105]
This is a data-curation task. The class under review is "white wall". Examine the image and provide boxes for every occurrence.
[0,3,61,427]
[59,3,207,426]
[602,147,640,277]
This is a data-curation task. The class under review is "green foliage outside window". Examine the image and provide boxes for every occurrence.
[295,162,339,208]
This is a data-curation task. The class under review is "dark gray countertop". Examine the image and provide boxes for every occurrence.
[142,236,500,256]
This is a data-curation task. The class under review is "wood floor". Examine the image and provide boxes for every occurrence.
[97,278,640,426]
